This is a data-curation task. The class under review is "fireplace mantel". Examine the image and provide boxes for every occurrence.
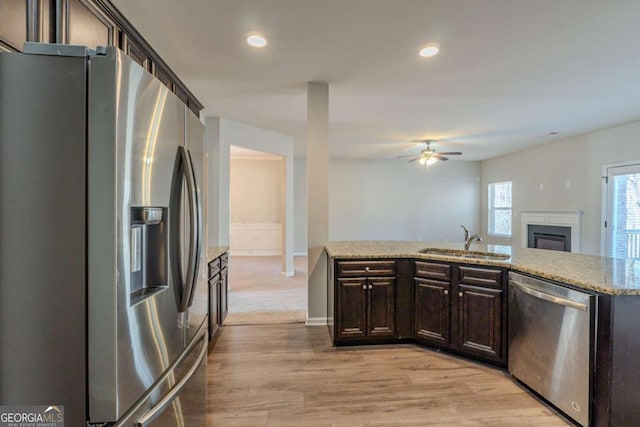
[520,210,582,252]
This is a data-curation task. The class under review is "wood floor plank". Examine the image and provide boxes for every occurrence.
[207,323,571,426]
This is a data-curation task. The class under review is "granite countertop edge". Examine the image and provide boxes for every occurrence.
[325,241,640,296]
[207,246,229,263]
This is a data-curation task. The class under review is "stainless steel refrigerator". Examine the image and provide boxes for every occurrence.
[0,43,208,426]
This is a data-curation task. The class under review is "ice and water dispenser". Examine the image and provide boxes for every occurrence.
[129,206,169,305]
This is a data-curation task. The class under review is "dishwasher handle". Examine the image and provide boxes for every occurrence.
[510,280,588,312]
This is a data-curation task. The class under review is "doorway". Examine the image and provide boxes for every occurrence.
[603,161,640,259]
[226,145,307,324]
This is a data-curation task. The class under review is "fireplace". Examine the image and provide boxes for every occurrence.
[528,224,571,252]
[520,210,582,253]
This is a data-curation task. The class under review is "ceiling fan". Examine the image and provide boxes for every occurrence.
[396,139,462,166]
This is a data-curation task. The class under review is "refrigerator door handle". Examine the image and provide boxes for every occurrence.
[170,146,198,312]
[134,329,207,427]
[181,148,200,312]
[184,148,202,309]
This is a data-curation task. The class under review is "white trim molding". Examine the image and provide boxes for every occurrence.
[305,317,328,326]
[229,222,282,256]
[520,210,582,252]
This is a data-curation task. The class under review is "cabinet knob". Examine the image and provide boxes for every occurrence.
[362,284,367,290]
[459,291,463,297]
[368,284,373,290]
[443,290,449,295]
[365,266,370,272]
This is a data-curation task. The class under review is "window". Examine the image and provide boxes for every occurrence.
[604,163,640,259]
[488,181,512,237]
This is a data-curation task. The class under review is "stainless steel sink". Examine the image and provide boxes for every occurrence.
[417,247,510,261]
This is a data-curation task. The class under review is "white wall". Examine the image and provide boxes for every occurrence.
[230,158,284,223]
[294,157,308,254]
[329,159,481,243]
[480,119,640,255]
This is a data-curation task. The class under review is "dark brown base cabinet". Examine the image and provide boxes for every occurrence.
[414,262,505,364]
[330,258,506,364]
[208,251,229,345]
[335,260,396,342]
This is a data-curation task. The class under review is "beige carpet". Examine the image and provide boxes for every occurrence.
[224,256,307,325]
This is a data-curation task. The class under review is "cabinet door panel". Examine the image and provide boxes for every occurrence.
[457,284,502,361]
[68,0,116,48]
[208,275,220,340]
[124,35,152,72]
[414,278,450,345]
[367,277,395,337]
[0,1,27,52]
[220,266,228,324]
[337,278,367,339]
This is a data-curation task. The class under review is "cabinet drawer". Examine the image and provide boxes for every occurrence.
[458,266,503,289]
[208,259,221,278]
[415,261,451,281]
[337,260,396,277]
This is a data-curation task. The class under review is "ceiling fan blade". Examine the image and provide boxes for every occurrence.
[408,157,422,163]
[436,156,449,161]
[437,152,462,156]
[396,154,420,158]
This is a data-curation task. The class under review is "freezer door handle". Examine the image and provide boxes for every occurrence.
[511,280,588,311]
[134,329,207,427]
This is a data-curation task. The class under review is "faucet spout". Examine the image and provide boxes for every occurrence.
[465,233,482,251]
[461,225,469,242]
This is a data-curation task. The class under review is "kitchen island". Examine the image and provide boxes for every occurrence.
[325,241,640,427]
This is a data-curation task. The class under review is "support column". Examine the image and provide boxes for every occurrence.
[306,82,329,325]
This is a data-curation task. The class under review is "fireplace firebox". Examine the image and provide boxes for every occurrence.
[527,225,571,252]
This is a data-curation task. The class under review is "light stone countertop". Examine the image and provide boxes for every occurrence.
[207,246,229,263]
[325,240,640,296]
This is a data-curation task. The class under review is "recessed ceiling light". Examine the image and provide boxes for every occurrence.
[419,46,439,58]
[247,34,267,48]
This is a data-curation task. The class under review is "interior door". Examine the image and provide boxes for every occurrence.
[604,163,640,259]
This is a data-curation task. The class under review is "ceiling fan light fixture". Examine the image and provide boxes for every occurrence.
[247,33,267,48]
[426,157,438,166]
[419,46,439,58]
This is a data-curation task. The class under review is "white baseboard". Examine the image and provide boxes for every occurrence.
[280,270,295,277]
[294,252,308,257]
[305,317,328,326]
[229,249,281,256]
[230,222,282,255]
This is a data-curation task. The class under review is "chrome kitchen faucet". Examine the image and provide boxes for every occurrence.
[461,225,482,250]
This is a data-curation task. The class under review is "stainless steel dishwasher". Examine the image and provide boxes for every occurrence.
[508,272,595,427]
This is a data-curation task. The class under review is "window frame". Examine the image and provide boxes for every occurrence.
[488,181,512,238]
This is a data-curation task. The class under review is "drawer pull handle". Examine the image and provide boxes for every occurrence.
[443,290,449,295]
[368,284,372,290]
[362,284,367,290]
[365,266,370,272]
[459,292,463,297]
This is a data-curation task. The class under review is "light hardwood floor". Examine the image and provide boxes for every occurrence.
[207,323,571,426]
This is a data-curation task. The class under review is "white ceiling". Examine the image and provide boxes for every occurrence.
[112,0,640,161]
